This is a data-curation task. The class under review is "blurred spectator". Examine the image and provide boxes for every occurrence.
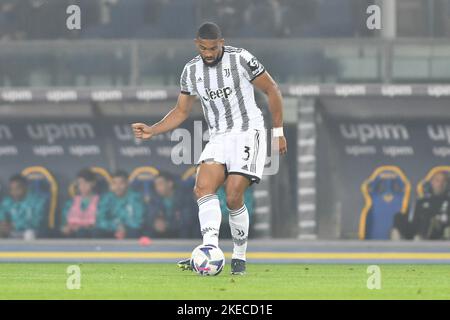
[217,185,254,238]
[179,176,200,238]
[61,169,99,238]
[96,170,144,239]
[215,0,245,37]
[242,0,278,37]
[0,1,28,40]
[0,0,370,40]
[143,0,165,26]
[391,171,450,240]
[413,171,450,240]
[278,0,317,37]
[143,171,196,238]
[0,174,45,239]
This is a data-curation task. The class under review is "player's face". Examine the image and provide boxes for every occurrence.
[195,38,224,66]
[111,176,128,197]
[9,181,26,201]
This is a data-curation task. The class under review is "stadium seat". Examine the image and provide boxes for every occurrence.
[68,167,112,197]
[416,166,450,199]
[128,166,160,204]
[21,166,58,232]
[359,166,411,240]
[181,166,196,187]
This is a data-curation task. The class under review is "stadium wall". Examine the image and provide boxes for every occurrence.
[2,84,450,239]
[287,84,450,240]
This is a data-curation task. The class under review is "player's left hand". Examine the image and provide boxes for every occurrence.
[275,136,287,155]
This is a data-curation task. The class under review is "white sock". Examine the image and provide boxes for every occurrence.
[197,194,221,247]
[228,204,249,261]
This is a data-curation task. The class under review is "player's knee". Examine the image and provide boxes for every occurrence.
[193,184,213,200]
[225,191,244,210]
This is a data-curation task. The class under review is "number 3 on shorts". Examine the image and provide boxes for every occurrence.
[243,146,250,161]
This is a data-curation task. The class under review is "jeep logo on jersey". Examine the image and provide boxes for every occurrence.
[202,87,233,102]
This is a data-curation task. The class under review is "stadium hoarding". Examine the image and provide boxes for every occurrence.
[2,84,450,104]
[0,119,107,177]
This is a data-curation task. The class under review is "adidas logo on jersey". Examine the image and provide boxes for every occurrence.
[202,87,233,102]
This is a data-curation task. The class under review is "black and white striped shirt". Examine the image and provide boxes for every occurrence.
[180,46,266,136]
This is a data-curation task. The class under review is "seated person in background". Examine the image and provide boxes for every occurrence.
[393,171,450,240]
[412,171,450,240]
[61,169,99,238]
[179,183,199,239]
[0,174,45,239]
[96,170,144,239]
[217,185,254,238]
[144,172,188,238]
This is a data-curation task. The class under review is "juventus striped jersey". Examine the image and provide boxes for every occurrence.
[180,46,266,136]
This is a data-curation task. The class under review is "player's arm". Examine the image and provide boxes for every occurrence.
[132,93,196,140]
[252,71,287,155]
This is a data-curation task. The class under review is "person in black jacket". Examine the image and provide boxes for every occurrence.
[391,171,450,240]
[412,171,450,240]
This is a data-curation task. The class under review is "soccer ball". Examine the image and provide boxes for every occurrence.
[190,244,225,276]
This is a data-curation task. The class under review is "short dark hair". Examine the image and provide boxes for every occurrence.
[77,168,96,183]
[196,22,222,39]
[9,174,27,187]
[113,170,129,180]
[156,171,174,183]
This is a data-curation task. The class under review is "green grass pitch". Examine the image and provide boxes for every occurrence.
[0,263,449,299]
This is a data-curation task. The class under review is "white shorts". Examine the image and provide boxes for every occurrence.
[197,129,267,184]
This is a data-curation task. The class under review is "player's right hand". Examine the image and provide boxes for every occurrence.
[131,123,154,140]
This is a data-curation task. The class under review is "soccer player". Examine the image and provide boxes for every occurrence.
[132,22,287,275]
